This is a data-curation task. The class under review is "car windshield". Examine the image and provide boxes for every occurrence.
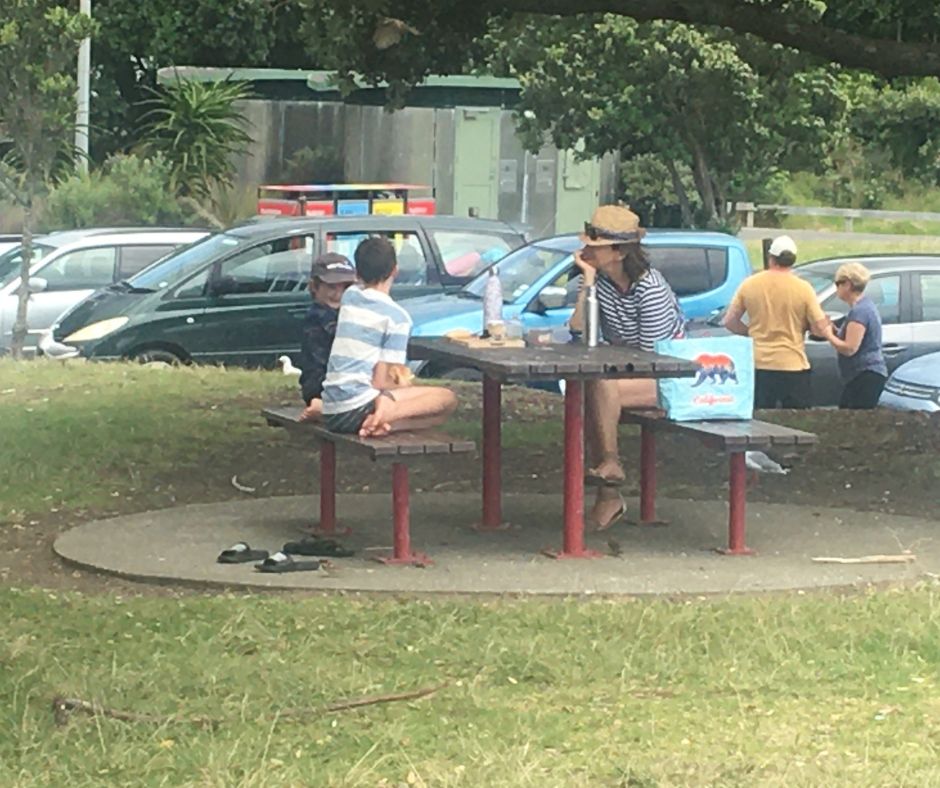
[462,243,573,303]
[794,264,840,294]
[129,232,239,290]
[0,243,54,288]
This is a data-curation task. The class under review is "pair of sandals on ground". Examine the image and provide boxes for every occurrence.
[216,538,354,573]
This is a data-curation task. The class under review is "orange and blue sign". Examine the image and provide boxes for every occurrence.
[257,183,435,218]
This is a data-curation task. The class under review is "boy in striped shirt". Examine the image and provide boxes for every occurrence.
[322,237,457,437]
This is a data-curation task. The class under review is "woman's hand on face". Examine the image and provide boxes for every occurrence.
[573,250,596,282]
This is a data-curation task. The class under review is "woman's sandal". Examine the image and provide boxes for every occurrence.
[584,467,626,487]
[255,552,321,573]
[282,538,354,558]
[217,542,269,564]
[585,495,627,532]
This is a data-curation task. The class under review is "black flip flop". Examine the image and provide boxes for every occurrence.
[217,542,269,564]
[255,552,321,573]
[282,538,355,558]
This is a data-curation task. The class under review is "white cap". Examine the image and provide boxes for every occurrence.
[768,235,797,258]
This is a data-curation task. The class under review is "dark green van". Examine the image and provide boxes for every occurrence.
[49,215,525,367]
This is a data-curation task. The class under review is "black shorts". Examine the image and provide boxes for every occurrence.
[324,399,376,434]
[839,370,886,410]
[754,369,811,409]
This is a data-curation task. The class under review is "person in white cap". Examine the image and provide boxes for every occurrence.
[723,235,830,408]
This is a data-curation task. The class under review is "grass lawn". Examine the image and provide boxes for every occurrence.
[743,235,940,270]
[2,360,940,786]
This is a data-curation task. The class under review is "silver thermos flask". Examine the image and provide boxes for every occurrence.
[585,284,599,348]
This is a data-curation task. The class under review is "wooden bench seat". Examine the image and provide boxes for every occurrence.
[619,411,818,554]
[263,406,475,565]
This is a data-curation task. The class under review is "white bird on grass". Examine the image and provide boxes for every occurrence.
[278,355,302,376]
[745,450,789,475]
[38,332,80,360]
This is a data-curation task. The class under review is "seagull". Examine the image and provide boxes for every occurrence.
[745,451,789,475]
[278,355,302,376]
[38,332,80,360]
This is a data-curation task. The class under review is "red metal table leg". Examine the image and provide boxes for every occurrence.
[375,462,431,566]
[543,378,602,559]
[310,441,350,536]
[717,452,755,555]
[475,375,510,530]
[631,424,668,526]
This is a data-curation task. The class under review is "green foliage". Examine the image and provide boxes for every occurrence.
[277,145,345,184]
[139,78,254,198]
[42,154,189,230]
[487,16,848,225]
[0,1,96,200]
[90,0,305,159]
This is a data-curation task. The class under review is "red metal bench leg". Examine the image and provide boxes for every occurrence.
[311,441,350,536]
[717,452,755,555]
[375,462,432,566]
[476,375,509,530]
[631,425,668,526]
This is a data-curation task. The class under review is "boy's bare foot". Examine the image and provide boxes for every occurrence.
[360,396,393,437]
[586,492,627,531]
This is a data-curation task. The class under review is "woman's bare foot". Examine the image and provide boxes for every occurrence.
[585,457,626,485]
[586,491,626,531]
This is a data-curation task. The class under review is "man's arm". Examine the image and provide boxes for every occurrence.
[722,303,749,336]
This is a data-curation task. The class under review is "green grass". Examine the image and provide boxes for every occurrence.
[3,361,940,785]
[743,235,940,270]
[0,359,294,516]
[3,585,940,786]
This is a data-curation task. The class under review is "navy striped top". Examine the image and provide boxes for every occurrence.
[595,269,685,351]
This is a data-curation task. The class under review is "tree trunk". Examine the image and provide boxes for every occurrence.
[688,141,717,225]
[665,158,694,227]
[10,201,33,360]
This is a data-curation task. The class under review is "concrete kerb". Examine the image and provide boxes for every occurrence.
[52,493,939,596]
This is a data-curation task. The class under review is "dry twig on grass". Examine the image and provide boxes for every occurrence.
[51,684,446,728]
[811,554,916,565]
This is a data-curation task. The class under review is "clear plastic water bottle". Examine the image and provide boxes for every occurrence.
[482,268,503,336]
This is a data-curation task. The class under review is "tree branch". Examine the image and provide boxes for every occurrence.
[496,0,940,77]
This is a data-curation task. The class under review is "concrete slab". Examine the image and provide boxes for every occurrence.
[53,494,940,595]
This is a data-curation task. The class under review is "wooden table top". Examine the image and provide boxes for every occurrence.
[409,338,699,383]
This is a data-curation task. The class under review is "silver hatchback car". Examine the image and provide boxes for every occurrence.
[0,227,208,355]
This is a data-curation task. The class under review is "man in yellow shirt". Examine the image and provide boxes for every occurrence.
[723,235,831,408]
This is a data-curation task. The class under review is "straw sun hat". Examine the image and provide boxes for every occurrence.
[579,205,646,246]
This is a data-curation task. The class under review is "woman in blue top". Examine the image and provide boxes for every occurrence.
[825,262,888,409]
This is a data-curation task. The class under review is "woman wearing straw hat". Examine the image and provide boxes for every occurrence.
[571,205,685,530]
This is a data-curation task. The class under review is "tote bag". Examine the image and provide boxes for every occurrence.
[655,336,754,421]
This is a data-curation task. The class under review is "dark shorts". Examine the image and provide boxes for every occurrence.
[324,399,376,434]
[754,369,812,409]
[839,370,886,410]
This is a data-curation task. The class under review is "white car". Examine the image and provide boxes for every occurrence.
[0,227,208,355]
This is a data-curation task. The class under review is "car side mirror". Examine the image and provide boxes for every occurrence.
[538,286,567,311]
[27,277,48,294]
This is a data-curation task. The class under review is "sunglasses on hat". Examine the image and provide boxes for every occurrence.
[583,222,640,242]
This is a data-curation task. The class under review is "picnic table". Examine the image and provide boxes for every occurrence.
[409,338,698,558]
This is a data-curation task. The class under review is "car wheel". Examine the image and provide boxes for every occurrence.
[132,348,185,366]
[440,367,484,382]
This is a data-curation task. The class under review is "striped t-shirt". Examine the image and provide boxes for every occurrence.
[596,268,684,351]
[321,286,412,415]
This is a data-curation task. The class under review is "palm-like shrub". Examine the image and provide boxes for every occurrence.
[139,78,253,198]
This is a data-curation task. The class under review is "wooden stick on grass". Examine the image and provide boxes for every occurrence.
[51,683,446,728]
[811,554,916,564]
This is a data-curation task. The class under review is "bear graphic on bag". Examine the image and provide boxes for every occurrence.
[691,353,738,387]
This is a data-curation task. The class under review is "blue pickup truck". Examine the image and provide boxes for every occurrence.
[403,230,752,378]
